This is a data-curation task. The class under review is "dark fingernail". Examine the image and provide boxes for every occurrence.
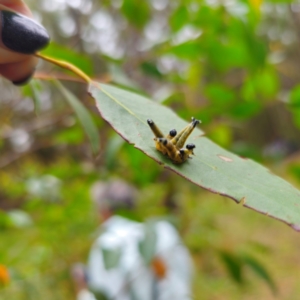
[12,69,35,86]
[1,10,50,54]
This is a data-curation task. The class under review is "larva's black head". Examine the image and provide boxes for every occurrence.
[186,143,196,150]
[147,119,154,126]
[169,129,177,137]
[192,118,201,128]
[159,138,168,145]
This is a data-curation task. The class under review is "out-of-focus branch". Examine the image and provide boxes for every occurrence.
[290,5,300,44]
[0,113,67,139]
[33,71,111,84]
[0,141,53,169]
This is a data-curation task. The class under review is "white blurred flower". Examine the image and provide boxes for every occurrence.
[26,175,62,201]
[7,210,33,228]
[9,129,33,153]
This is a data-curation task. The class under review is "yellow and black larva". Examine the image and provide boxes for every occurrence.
[147,117,200,164]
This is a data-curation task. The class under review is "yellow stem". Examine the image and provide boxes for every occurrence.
[35,52,92,84]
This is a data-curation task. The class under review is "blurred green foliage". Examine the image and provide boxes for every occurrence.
[2,0,300,299]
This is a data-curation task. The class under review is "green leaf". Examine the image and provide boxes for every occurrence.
[204,84,235,105]
[290,85,300,107]
[219,251,243,284]
[169,41,202,59]
[242,70,279,101]
[292,110,300,128]
[169,5,189,32]
[54,127,85,145]
[243,255,277,294]
[121,0,151,28]
[0,211,12,230]
[141,62,163,79]
[255,69,279,98]
[29,80,42,115]
[89,82,300,231]
[55,80,100,153]
[230,101,262,119]
[207,42,250,71]
[104,134,125,169]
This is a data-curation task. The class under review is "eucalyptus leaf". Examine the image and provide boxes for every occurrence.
[89,82,300,231]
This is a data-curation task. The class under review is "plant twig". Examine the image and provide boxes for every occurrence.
[35,52,92,84]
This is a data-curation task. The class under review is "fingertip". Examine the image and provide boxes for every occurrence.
[12,69,35,85]
[0,56,37,85]
[0,10,50,54]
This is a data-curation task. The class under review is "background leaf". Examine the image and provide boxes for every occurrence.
[28,80,42,115]
[243,255,277,294]
[121,0,151,28]
[55,80,100,153]
[219,251,243,284]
